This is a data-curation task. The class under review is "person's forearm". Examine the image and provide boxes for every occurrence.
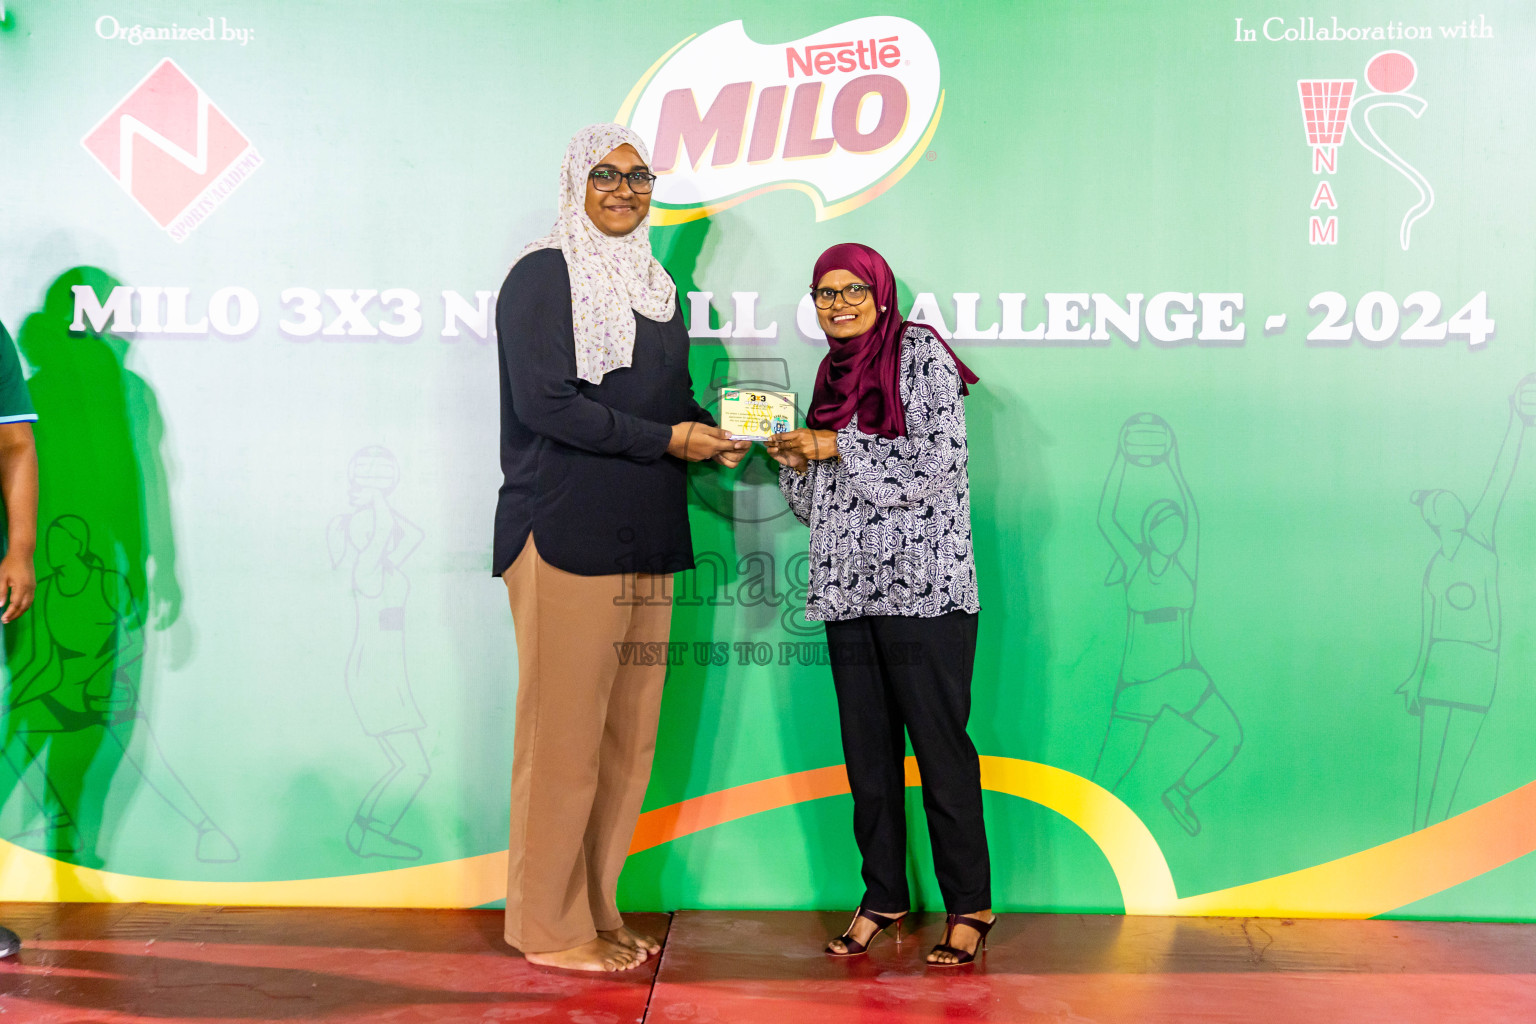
[511,377,673,460]
[0,438,38,558]
[778,462,816,525]
[839,423,962,508]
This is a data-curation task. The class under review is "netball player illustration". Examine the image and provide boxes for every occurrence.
[1092,414,1242,836]
[1398,379,1533,829]
[2,514,238,862]
[327,446,431,860]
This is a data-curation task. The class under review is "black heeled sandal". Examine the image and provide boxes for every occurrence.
[825,906,905,957]
[926,912,996,967]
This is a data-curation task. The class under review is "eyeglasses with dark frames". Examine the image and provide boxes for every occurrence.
[589,166,657,193]
[810,283,872,309]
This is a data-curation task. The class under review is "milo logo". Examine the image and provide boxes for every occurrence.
[619,17,942,224]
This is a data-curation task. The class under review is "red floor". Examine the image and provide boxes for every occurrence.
[650,911,1536,1023]
[0,903,666,1023]
[1,904,1533,1023]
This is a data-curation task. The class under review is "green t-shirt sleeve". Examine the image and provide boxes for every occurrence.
[0,321,36,423]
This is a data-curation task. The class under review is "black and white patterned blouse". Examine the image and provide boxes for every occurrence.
[779,325,980,622]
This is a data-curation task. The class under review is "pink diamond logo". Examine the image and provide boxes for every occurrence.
[82,59,262,242]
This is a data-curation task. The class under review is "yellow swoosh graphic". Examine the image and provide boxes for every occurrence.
[614,33,695,126]
[3,759,1532,917]
[1167,779,1536,918]
[0,842,507,907]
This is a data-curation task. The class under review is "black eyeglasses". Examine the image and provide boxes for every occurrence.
[589,167,657,193]
[810,283,872,309]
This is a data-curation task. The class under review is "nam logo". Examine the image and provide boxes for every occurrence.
[618,17,942,225]
[82,59,263,242]
[1298,50,1432,250]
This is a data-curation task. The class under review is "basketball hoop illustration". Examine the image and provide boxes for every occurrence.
[1298,78,1356,150]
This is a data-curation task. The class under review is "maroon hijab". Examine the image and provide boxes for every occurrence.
[805,243,978,439]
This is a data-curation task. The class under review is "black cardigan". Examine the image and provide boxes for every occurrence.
[492,248,714,577]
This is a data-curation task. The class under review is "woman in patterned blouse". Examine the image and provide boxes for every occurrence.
[767,243,993,966]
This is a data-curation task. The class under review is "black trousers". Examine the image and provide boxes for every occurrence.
[825,611,990,913]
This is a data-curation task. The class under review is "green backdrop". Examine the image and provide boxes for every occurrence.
[1,0,1534,921]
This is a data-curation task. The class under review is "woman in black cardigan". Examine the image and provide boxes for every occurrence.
[494,124,745,972]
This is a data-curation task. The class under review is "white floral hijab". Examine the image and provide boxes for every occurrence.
[513,123,677,384]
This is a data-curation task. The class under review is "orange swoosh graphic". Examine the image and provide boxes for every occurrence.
[3,760,1533,918]
[629,757,1176,912]
[629,763,852,855]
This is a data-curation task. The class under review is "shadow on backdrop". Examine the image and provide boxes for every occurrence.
[0,267,236,868]
[624,219,852,909]
[624,217,735,906]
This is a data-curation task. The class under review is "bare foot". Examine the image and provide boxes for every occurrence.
[926,910,994,965]
[826,908,905,955]
[523,937,644,972]
[599,924,660,959]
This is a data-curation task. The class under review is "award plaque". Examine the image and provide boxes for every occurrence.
[718,388,796,441]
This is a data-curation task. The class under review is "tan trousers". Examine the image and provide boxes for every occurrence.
[501,535,672,953]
